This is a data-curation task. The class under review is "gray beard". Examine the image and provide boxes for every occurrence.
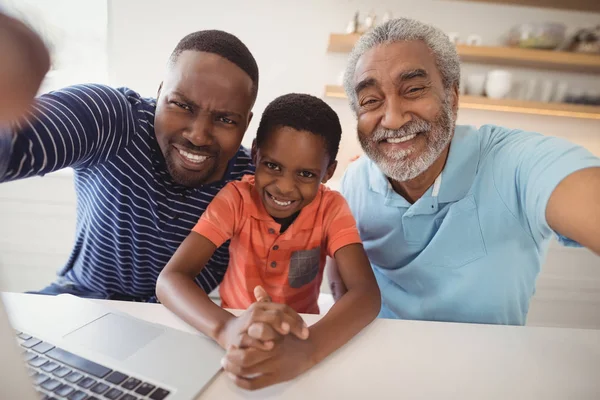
[358,94,455,182]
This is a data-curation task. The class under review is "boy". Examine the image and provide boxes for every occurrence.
[156,93,380,389]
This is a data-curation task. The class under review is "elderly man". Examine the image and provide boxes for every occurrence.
[328,18,600,325]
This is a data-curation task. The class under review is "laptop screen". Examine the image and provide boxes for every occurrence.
[0,294,38,400]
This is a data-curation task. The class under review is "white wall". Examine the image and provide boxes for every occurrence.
[1,0,598,327]
[107,0,600,173]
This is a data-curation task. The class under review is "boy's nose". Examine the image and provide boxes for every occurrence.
[275,177,295,197]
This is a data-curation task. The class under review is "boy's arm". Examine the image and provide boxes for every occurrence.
[223,243,380,390]
[156,185,307,350]
[325,256,347,301]
[305,243,381,363]
[157,232,308,350]
[156,231,236,347]
[223,194,380,390]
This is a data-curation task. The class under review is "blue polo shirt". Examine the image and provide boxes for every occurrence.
[341,124,600,325]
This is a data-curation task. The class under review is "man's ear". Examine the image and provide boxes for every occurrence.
[247,111,253,128]
[251,139,258,164]
[321,160,338,184]
[157,82,163,99]
[451,83,459,119]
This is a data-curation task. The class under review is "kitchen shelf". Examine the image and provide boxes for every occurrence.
[445,0,600,13]
[327,34,600,74]
[324,85,600,120]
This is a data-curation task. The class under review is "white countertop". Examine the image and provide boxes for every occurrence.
[4,293,599,399]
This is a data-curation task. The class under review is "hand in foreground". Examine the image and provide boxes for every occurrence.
[216,286,308,351]
[0,12,50,123]
[222,331,316,390]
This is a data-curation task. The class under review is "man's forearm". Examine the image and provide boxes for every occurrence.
[546,167,600,256]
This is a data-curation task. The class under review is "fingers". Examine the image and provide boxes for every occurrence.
[245,305,290,336]
[228,372,281,391]
[253,285,272,302]
[247,321,280,343]
[245,302,309,340]
[233,334,274,351]
[222,350,282,390]
[223,346,277,372]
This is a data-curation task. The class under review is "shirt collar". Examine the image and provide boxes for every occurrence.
[366,124,480,207]
[436,124,480,203]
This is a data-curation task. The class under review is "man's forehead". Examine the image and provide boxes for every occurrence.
[354,40,437,82]
[164,50,254,110]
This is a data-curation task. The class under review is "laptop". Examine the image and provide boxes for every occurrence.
[0,292,224,400]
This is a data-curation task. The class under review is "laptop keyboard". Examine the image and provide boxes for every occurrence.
[16,331,171,400]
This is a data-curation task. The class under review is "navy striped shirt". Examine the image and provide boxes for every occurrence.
[0,84,254,299]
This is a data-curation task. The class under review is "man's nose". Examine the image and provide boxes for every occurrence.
[182,114,214,147]
[380,97,411,130]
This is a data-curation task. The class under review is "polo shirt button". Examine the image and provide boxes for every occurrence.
[270,261,277,268]
[268,228,276,234]
[273,245,279,250]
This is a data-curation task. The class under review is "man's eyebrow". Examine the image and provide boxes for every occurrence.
[354,77,379,95]
[172,91,243,119]
[172,91,199,109]
[396,69,428,83]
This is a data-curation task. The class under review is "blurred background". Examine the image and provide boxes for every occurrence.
[0,0,598,328]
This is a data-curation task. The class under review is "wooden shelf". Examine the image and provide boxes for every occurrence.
[327,34,600,74]
[446,0,600,12]
[457,45,600,74]
[324,85,600,120]
[327,33,362,53]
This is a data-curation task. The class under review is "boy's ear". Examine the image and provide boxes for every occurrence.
[321,160,338,184]
[251,139,258,164]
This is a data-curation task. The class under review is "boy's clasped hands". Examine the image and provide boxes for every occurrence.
[218,286,313,390]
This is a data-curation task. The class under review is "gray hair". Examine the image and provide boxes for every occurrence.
[343,18,460,112]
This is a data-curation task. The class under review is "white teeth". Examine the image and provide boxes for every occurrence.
[386,133,417,143]
[270,194,292,206]
[179,149,208,164]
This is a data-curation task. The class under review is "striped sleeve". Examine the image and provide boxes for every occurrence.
[0,84,138,182]
[192,181,242,248]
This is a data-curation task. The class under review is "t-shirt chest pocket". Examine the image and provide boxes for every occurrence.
[288,247,321,288]
[420,195,487,269]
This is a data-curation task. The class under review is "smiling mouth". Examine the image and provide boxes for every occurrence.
[384,133,417,143]
[178,148,209,164]
[380,132,422,144]
[266,191,297,208]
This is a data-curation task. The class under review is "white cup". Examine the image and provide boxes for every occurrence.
[466,74,486,96]
[466,34,482,46]
[485,70,512,99]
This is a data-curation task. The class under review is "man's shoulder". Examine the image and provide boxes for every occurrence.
[340,156,373,197]
[227,146,255,180]
[343,156,372,182]
[50,84,157,120]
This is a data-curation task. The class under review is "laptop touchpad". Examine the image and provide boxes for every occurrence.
[64,313,164,361]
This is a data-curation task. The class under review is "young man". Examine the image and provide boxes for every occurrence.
[1,30,257,301]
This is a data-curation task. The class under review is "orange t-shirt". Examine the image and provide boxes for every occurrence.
[192,175,362,314]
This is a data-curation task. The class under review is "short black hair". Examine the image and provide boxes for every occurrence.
[256,93,341,163]
[169,30,259,98]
